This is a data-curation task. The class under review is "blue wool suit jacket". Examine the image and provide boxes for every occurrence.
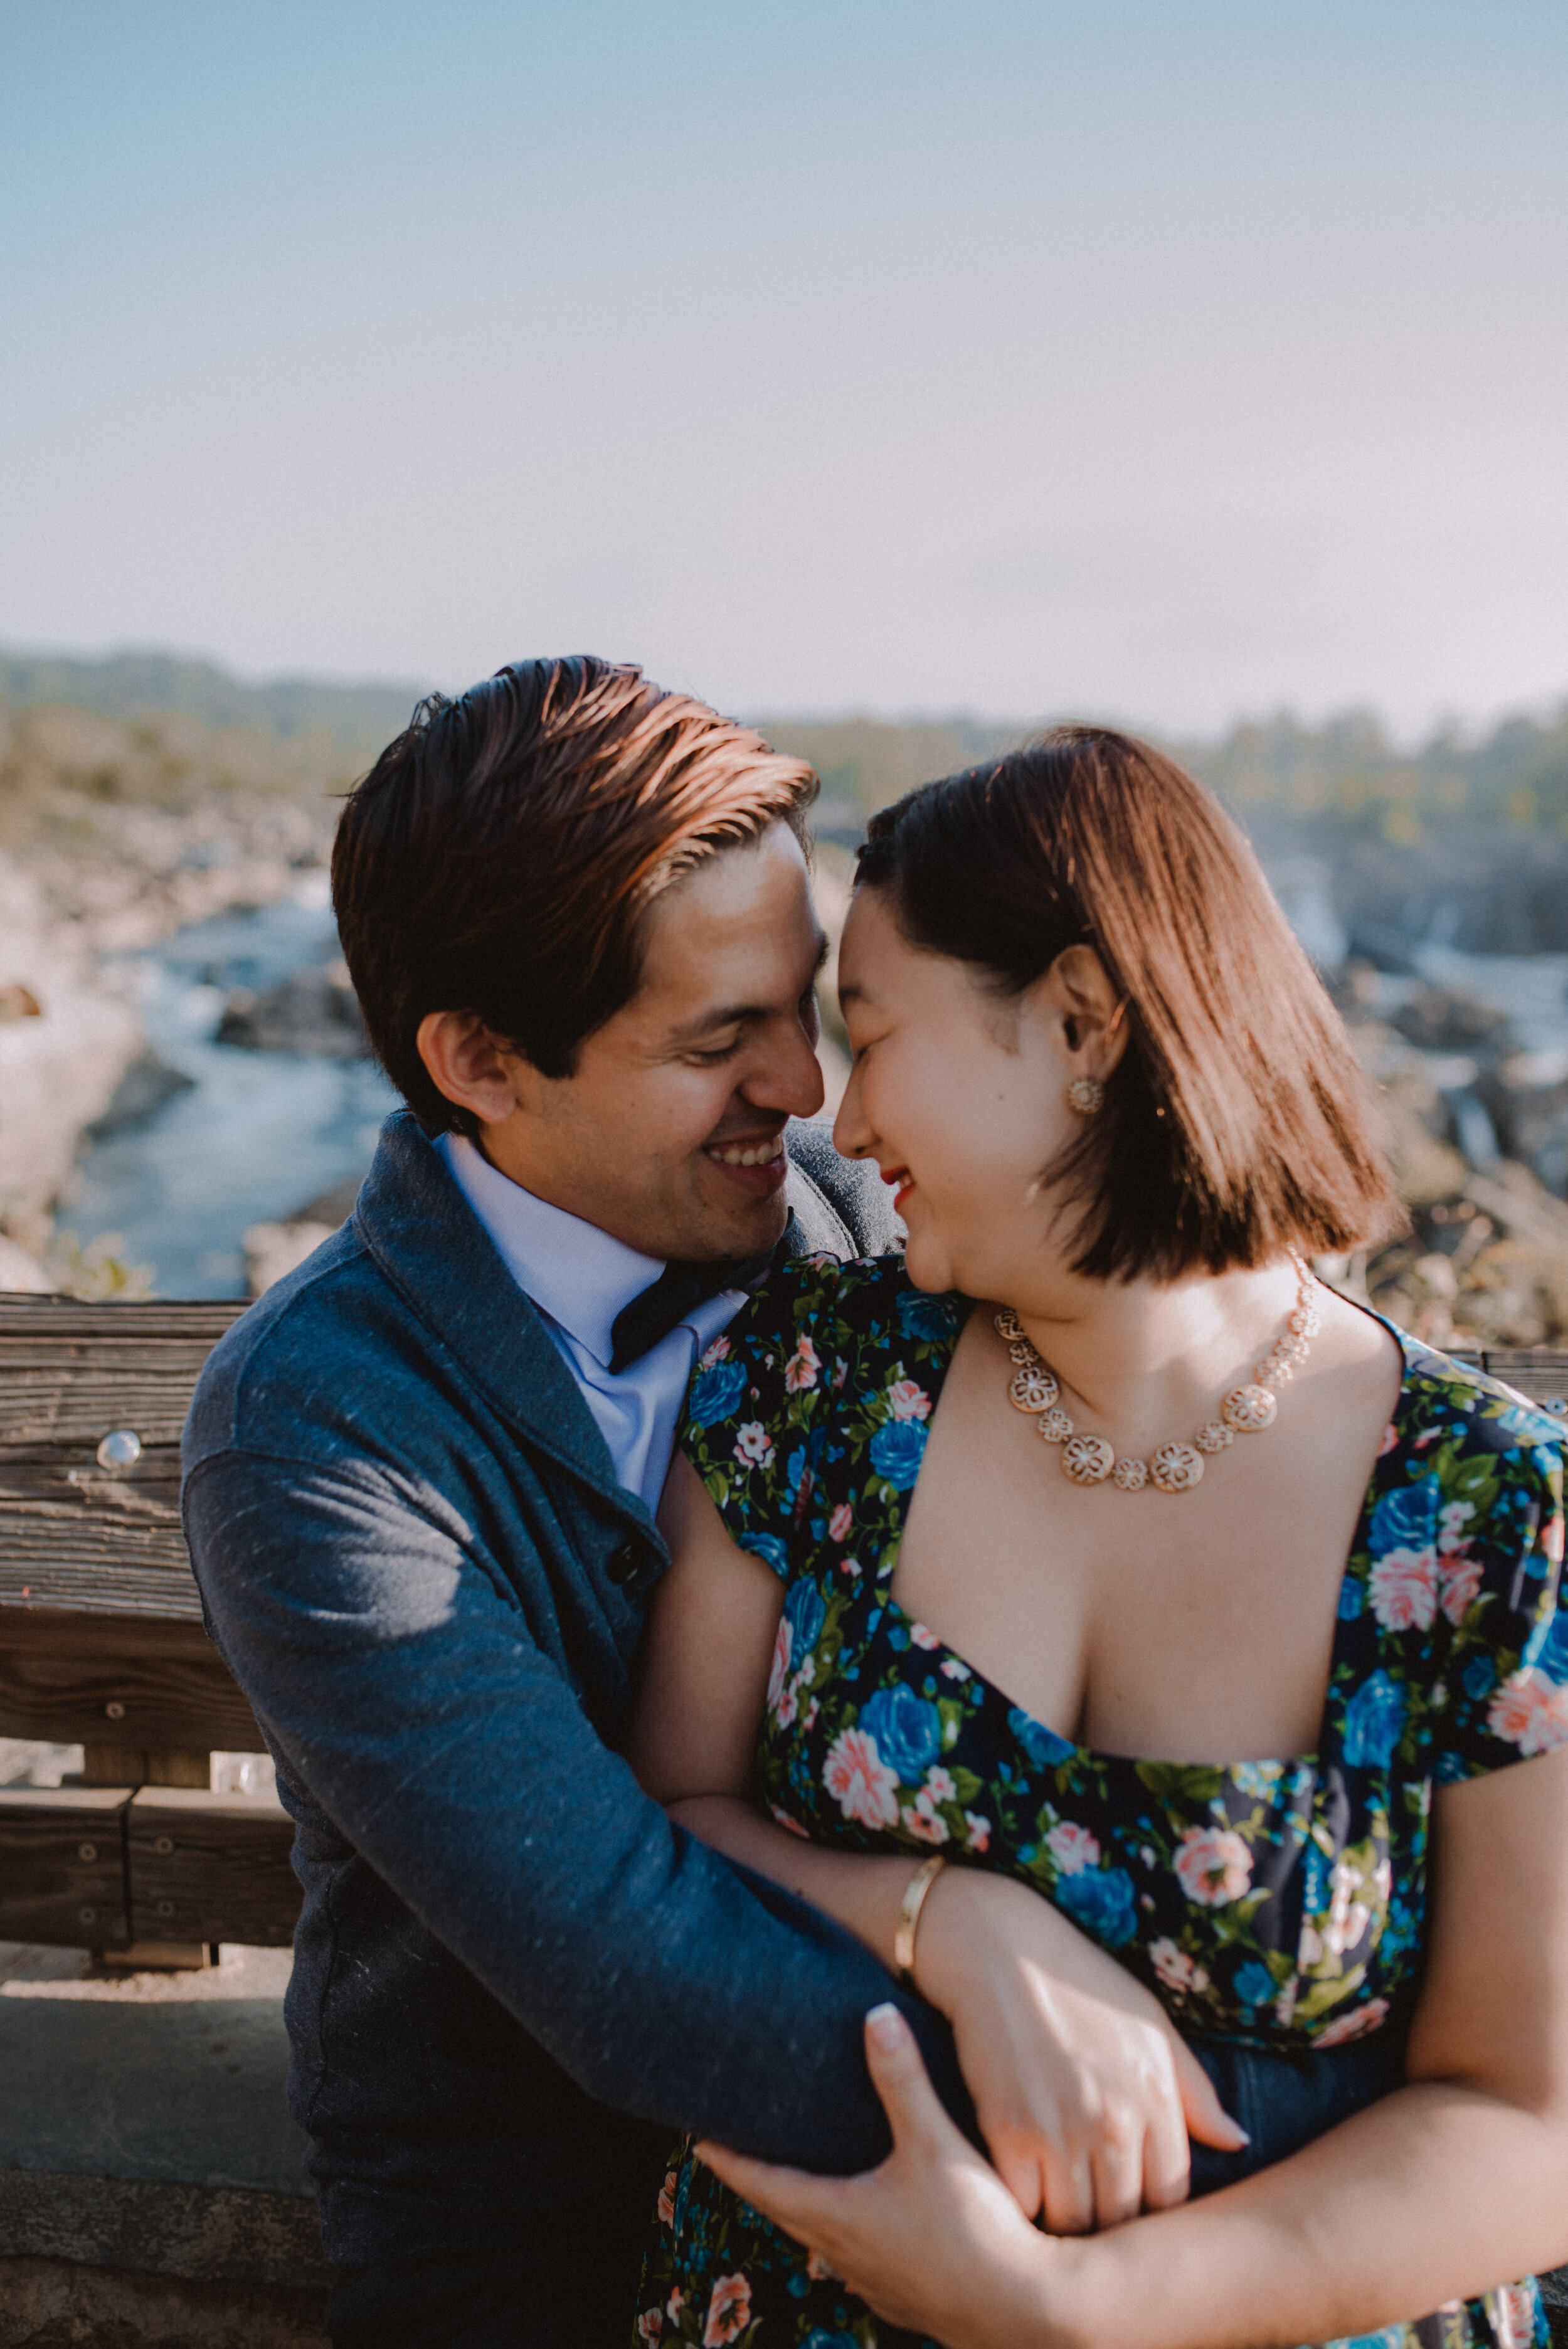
[182,1111,965,2271]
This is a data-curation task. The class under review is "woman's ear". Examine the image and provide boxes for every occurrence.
[1032,945,1130,1083]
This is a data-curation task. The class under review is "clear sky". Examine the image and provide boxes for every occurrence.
[2,1,1565,733]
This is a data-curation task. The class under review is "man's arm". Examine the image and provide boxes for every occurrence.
[184,1444,969,2172]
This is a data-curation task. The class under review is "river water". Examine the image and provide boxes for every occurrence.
[66,880,396,1298]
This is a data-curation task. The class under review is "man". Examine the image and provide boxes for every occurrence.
[182,658,965,2348]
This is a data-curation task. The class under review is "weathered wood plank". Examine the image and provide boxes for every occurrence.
[1479,1352,1568,1415]
[0,1786,132,1946]
[0,1609,262,1749]
[127,1788,299,1947]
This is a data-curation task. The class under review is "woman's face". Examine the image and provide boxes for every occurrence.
[832,884,1118,1305]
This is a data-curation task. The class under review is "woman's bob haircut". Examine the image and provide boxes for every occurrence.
[856,726,1406,1283]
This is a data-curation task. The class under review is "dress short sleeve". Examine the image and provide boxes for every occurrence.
[1434,1408,1568,1781]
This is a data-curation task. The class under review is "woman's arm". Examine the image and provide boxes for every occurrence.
[697,1742,1568,2349]
[627,1454,1245,2232]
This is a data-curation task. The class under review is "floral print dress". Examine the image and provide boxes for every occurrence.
[635,1257,1568,2349]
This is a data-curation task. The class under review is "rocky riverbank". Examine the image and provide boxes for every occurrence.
[0,699,350,1283]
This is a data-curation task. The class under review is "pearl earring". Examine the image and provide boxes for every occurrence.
[1066,1076,1104,1115]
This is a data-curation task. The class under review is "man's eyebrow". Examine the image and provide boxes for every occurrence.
[665,1000,769,1042]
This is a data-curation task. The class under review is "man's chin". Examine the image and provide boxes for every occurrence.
[686,1159,790,1259]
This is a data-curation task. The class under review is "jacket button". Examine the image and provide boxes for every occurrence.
[606,1538,643,1586]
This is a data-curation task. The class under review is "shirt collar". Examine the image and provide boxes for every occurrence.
[438,1133,665,1368]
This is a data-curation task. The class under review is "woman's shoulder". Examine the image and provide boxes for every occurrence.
[1387,1327,1567,1475]
[1353,1324,1568,1778]
[682,1254,964,1446]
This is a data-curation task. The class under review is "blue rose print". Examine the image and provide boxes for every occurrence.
[687,1358,748,1427]
[1367,1475,1439,1559]
[1524,1602,1568,1684]
[784,1576,826,1657]
[869,1421,928,1490]
[1232,1959,1277,2009]
[1055,1865,1138,1948]
[1007,1706,1076,1769]
[739,1533,790,1576]
[896,1290,960,1343]
[1343,1669,1407,1769]
[859,1685,943,1782]
[1462,1652,1496,1701]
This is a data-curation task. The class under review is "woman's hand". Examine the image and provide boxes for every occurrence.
[699,2002,1077,2349]
[913,1865,1247,2231]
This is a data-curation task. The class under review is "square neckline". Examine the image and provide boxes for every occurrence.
[872,1303,1422,1780]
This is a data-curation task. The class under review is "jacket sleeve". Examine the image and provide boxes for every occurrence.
[183,1444,971,2173]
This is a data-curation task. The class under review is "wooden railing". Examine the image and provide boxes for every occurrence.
[0,1298,297,1963]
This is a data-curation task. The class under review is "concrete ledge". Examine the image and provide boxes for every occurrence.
[0,2170,329,2291]
[0,2253,329,2348]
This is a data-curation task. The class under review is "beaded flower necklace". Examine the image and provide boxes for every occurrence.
[994,1251,1322,1493]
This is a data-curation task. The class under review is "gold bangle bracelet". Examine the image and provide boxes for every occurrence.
[894,1853,946,1988]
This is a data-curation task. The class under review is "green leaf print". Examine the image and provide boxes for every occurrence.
[1136,1760,1226,1806]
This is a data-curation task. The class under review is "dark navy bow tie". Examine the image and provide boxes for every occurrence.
[608,1245,780,1375]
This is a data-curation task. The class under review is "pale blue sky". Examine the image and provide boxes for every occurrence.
[3,1,1565,731]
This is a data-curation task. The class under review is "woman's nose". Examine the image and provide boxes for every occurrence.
[832,1059,873,1160]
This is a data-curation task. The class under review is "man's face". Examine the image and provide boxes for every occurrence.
[473,823,827,1261]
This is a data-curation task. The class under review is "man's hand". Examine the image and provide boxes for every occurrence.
[913,1866,1247,2230]
[699,2003,1078,2349]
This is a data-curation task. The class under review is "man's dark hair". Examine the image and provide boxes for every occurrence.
[333,657,818,1135]
[857,726,1406,1281]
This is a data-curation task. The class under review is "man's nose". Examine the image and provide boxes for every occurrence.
[739,1017,826,1121]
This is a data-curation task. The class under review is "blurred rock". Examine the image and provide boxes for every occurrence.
[83,1051,196,1143]
[217,964,367,1058]
[242,1220,336,1296]
[0,1236,52,1293]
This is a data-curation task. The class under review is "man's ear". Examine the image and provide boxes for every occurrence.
[1030,946,1130,1083]
[416,1010,542,1127]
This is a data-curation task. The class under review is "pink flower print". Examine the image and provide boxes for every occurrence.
[1489,1668,1568,1756]
[666,2290,685,2322]
[963,1811,991,1853]
[840,1556,862,1578]
[1414,1424,1443,1450]
[1148,1937,1210,1995]
[697,1335,731,1370]
[823,1727,901,1828]
[1311,1995,1389,2050]
[909,1621,942,1650]
[1369,1545,1439,1631]
[785,1336,822,1393]
[766,1619,792,1711]
[1545,1511,1567,1566]
[703,2275,752,2345]
[903,1790,951,1844]
[637,2313,663,2343]
[1491,2284,1538,2347]
[940,1657,971,1680]
[803,1698,819,1730]
[806,2249,837,2282]
[1297,1920,1325,1970]
[1437,1552,1482,1625]
[832,1355,849,1389]
[1376,1421,1400,1457]
[829,1501,854,1544]
[924,1764,957,1801]
[1173,1825,1253,1907]
[773,1680,799,1729]
[1437,1500,1475,1554]
[1045,1820,1101,1876]
[770,1802,810,1838]
[733,1421,774,1470]
[656,2168,677,2226]
[887,1379,932,1421]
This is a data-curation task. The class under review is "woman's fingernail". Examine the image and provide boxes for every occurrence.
[1226,2118,1251,2145]
[867,2002,908,2052]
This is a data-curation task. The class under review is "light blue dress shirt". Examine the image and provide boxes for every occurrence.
[437,1133,747,1510]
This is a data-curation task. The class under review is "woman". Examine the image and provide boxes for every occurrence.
[627,728,1568,2349]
